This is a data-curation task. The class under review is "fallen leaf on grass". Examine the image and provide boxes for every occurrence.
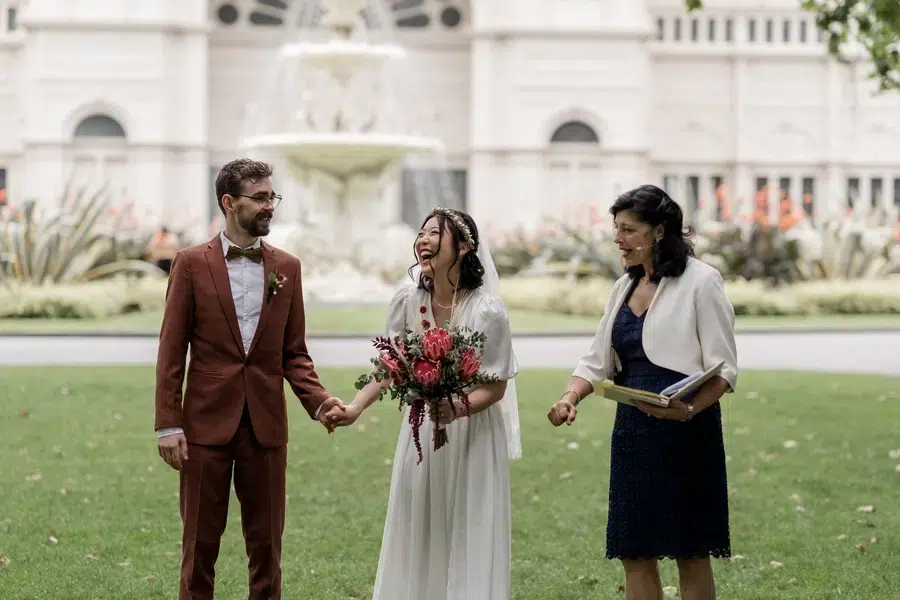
[837,534,847,540]
[0,555,10,567]
[789,493,803,505]
[25,474,42,483]
[889,449,900,459]
[770,561,784,568]
[783,440,798,449]
[895,464,900,472]
[870,537,880,543]
[19,409,29,418]
[118,560,131,568]
[855,544,866,552]
[857,505,875,513]
[164,552,176,558]
[48,536,58,545]
[145,576,155,583]
[856,519,876,528]
[567,442,579,450]
[746,467,758,476]
[559,472,572,480]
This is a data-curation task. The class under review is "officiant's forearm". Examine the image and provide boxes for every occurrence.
[466,381,507,414]
[691,376,729,413]
[564,376,594,405]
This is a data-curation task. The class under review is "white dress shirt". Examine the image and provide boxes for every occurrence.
[157,232,264,439]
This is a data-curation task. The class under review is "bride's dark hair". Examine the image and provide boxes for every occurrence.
[408,209,486,292]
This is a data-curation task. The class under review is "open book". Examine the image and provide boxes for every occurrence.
[594,361,725,408]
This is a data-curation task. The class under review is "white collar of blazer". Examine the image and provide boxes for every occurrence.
[572,257,739,393]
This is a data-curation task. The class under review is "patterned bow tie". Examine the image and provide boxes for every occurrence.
[225,245,264,263]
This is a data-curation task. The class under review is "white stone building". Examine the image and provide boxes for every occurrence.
[0,0,899,238]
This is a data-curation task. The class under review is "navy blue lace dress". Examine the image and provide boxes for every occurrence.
[605,291,731,561]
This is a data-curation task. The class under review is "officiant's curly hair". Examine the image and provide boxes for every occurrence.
[610,184,695,283]
[215,158,274,215]
[411,208,485,292]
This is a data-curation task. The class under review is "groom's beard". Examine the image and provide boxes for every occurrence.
[240,211,273,238]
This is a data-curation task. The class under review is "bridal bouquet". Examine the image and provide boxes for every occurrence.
[355,304,498,464]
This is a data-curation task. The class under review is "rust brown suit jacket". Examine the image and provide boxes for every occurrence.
[154,235,330,447]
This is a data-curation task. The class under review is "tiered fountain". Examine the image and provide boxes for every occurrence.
[240,0,445,303]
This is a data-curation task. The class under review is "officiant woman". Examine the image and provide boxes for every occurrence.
[547,184,739,600]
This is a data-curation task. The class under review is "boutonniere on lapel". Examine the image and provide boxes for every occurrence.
[267,269,287,304]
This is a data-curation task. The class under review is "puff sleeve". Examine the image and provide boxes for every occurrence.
[385,284,413,338]
[571,277,627,385]
[473,295,519,381]
[695,270,738,392]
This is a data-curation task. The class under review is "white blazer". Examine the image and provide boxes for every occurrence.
[572,257,739,393]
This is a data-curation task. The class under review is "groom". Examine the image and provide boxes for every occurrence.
[154,158,346,599]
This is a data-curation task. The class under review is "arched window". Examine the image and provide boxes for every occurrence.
[74,115,126,138]
[549,120,600,144]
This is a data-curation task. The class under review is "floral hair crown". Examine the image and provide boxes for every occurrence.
[431,207,476,250]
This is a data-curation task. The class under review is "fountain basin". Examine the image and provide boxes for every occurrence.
[242,132,443,178]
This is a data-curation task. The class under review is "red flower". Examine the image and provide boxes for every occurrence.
[378,352,401,374]
[422,328,452,362]
[421,319,431,329]
[275,273,287,285]
[459,348,482,380]
[419,305,427,314]
[412,359,441,386]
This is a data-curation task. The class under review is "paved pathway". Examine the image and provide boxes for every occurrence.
[2,332,898,376]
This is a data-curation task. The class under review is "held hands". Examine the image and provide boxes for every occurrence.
[158,433,189,471]
[317,396,350,433]
[547,394,578,427]
[635,398,693,421]
[322,399,361,430]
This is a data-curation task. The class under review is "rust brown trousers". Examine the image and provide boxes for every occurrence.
[155,235,331,600]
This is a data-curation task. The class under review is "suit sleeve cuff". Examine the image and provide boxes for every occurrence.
[157,427,184,439]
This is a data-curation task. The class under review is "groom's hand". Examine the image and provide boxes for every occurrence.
[158,433,189,471]
[317,397,346,433]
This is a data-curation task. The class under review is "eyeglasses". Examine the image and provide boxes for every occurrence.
[235,194,282,208]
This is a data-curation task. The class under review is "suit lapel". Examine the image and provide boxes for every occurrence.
[205,236,246,358]
[246,242,276,357]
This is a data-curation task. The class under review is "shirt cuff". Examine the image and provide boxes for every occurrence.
[157,427,184,439]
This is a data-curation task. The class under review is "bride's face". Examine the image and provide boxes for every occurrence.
[415,216,465,280]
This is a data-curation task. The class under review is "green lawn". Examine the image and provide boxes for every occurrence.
[1,307,899,336]
[0,367,897,599]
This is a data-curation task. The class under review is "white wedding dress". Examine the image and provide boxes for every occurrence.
[372,284,520,600]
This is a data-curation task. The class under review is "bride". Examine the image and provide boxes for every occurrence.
[330,207,521,600]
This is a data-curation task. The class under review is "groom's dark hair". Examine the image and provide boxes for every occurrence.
[215,159,274,215]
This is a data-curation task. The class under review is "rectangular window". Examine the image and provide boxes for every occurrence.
[673,18,682,41]
[870,177,883,207]
[6,7,17,31]
[766,19,774,42]
[691,18,699,42]
[802,177,815,218]
[847,177,860,209]
[725,19,733,42]
[894,178,900,208]
[783,19,791,43]
[662,174,679,195]
[0,167,7,206]
[401,168,467,229]
[711,175,725,220]
[799,20,808,43]
[686,175,700,221]
[708,18,716,42]
[656,17,664,41]
[748,19,757,42]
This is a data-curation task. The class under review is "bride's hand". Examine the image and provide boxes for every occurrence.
[330,403,362,428]
[429,399,460,426]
